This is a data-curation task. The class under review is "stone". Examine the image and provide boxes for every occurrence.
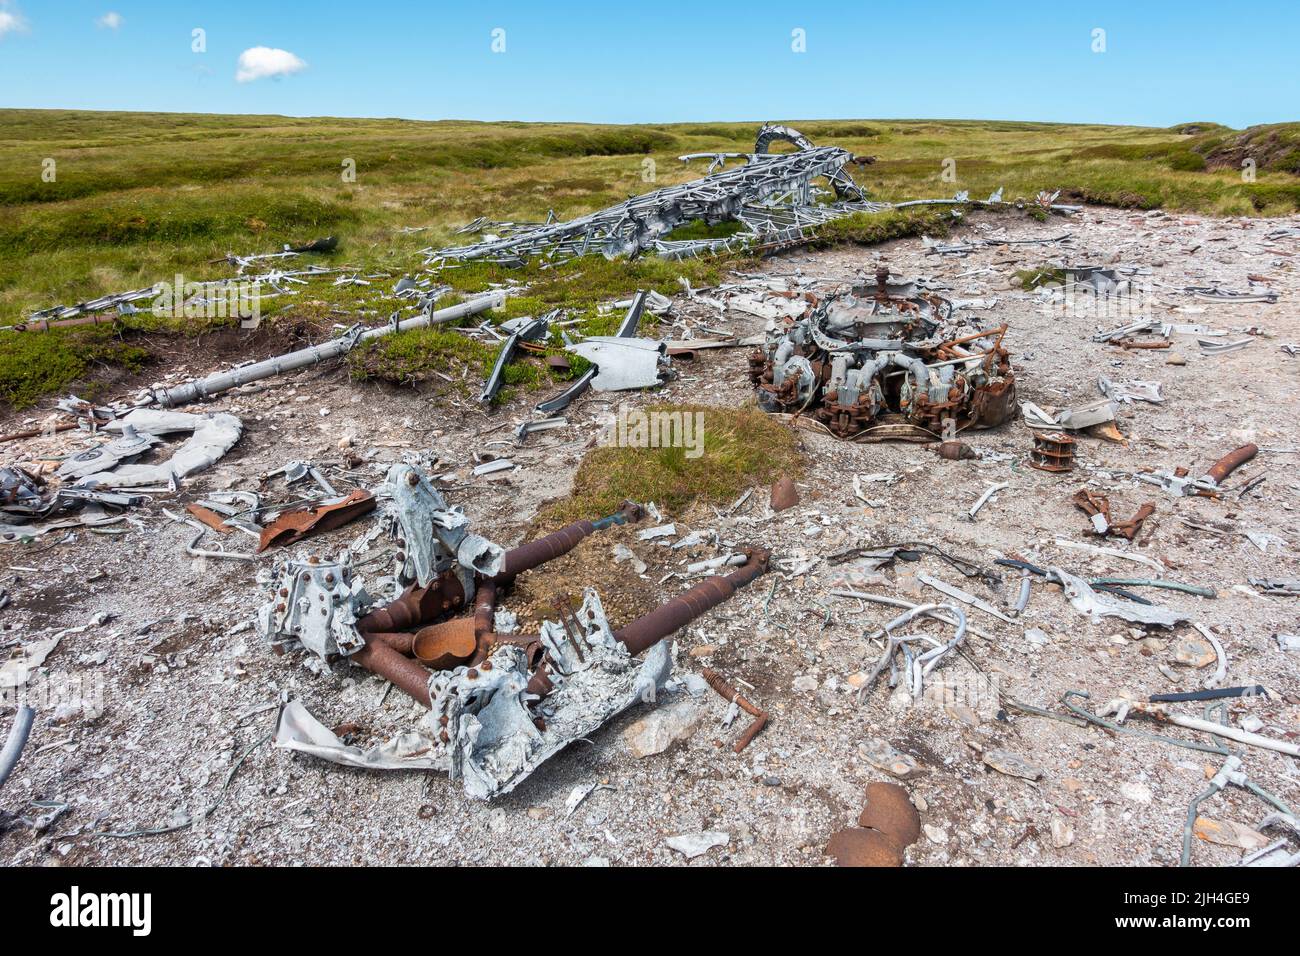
[861,739,926,780]
[923,824,948,845]
[1120,781,1153,805]
[665,831,729,859]
[1172,636,1215,669]
[945,703,981,726]
[623,700,703,758]
[982,749,1043,781]
[1050,817,1075,848]
[1025,628,1051,647]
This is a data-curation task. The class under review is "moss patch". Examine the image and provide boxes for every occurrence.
[537,404,804,528]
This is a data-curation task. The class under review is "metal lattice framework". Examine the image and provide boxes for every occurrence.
[424,125,887,266]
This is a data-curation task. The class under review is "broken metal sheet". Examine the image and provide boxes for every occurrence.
[0,506,125,543]
[76,409,243,489]
[382,463,504,594]
[479,314,551,405]
[1053,567,1189,627]
[1022,398,1116,431]
[1185,286,1279,304]
[257,489,377,553]
[726,290,811,321]
[258,557,371,659]
[536,292,646,413]
[57,426,160,481]
[1,637,61,691]
[1251,578,1300,596]
[437,597,673,800]
[916,571,1013,623]
[1199,337,1255,354]
[665,831,730,859]
[274,699,443,771]
[0,467,48,516]
[1098,377,1164,405]
[567,337,670,392]
[472,459,515,477]
[1093,318,1160,344]
[515,417,567,442]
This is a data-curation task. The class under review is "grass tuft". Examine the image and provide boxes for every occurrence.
[536,404,804,527]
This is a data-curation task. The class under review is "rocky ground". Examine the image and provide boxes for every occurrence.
[1,205,1298,867]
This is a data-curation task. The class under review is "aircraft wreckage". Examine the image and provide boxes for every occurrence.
[262,463,770,799]
[748,268,1018,440]
[424,124,1078,266]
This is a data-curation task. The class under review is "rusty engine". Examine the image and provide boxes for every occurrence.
[748,268,1018,440]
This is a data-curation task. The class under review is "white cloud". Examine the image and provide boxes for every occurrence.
[235,46,308,83]
[97,11,123,30]
[0,3,28,39]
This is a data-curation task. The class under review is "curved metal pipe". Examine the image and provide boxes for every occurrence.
[0,705,35,792]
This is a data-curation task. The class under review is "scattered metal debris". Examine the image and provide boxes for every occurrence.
[1029,432,1076,472]
[826,782,921,867]
[858,603,968,704]
[701,667,769,753]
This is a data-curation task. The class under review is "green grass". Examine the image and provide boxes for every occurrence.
[536,404,805,528]
[0,326,151,409]
[2,109,1298,412]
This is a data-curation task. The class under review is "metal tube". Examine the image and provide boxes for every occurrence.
[615,548,770,655]
[526,548,771,697]
[495,503,644,579]
[0,705,35,792]
[1204,444,1258,485]
[152,292,504,407]
[353,637,432,707]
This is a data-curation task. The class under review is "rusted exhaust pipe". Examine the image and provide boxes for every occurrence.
[1204,443,1258,486]
[354,636,432,707]
[496,502,644,579]
[367,631,416,655]
[616,548,770,655]
[357,576,464,634]
[527,547,771,696]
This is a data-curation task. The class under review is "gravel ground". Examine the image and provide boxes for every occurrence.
[2,205,1298,867]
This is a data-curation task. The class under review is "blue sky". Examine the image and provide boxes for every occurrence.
[0,0,1295,128]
